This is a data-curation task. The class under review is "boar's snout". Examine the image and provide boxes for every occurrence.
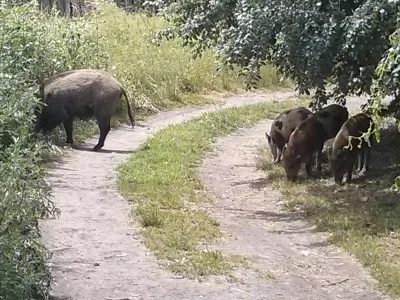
[334,175,344,185]
[330,158,346,185]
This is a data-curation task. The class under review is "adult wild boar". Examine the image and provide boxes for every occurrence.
[35,69,135,151]
[328,113,374,185]
[314,104,349,140]
[265,107,312,164]
[282,116,328,181]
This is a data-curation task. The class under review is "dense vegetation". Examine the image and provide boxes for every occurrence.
[154,0,399,109]
[0,1,287,298]
[2,0,398,297]
[151,0,400,188]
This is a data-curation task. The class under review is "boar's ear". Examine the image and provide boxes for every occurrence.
[265,132,271,143]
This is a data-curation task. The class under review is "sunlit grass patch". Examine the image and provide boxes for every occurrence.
[118,97,306,278]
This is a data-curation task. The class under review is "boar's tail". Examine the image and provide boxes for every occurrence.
[121,88,135,128]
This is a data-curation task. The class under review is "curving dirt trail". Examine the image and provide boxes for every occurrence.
[39,90,389,300]
[198,120,389,300]
[40,91,297,300]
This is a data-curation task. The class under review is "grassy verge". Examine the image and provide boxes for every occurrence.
[0,1,290,297]
[117,96,306,278]
[255,120,400,297]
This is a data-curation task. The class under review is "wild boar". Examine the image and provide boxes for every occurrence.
[265,107,312,164]
[328,113,374,185]
[35,69,135,151]
[282,116,328,181]
[314,104,349,140]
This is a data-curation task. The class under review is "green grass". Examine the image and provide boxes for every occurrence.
[261,271,277,280]
[42,2,292,152]
[117,97,306,278]
[94,3,292,111]
[255,121,400,297]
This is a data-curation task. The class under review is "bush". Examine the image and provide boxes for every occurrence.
[0,1,287,298]
[0,5,62,298]
[160,0,398,108]
[92,1,289,111]
[372,26,400,191]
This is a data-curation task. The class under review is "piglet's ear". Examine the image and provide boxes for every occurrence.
[282,143,287,152]
[265,132,270,141]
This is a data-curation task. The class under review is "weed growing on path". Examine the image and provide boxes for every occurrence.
[255,122,400,297]
[118,97,306,278]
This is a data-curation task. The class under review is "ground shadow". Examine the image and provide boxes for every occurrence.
[75,145,135,154]
[223,207,304,223]
[231,177,268,190]
[301,124,400,238]
[254,122,400,241]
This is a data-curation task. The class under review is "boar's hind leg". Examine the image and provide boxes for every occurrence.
[63,117,74,145]
[93,115,111,151]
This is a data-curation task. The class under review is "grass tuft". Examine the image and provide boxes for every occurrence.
[261,271,277,280]
[118,97,306,278]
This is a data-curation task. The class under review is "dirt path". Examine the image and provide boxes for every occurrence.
[197,121,390,298]
[39,91,300,300]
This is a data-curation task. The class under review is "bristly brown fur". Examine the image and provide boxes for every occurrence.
[282,115,328,181]
[36,68,135,151]
[266,106,312,163]
[329,113,374,185]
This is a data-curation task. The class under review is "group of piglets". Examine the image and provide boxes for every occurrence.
[265,104,374,185]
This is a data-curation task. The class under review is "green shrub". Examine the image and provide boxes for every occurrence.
[0,1,288,298]
[0,3,108,299]
[93,2,247,110]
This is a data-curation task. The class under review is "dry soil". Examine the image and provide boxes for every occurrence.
[39,91,388,300]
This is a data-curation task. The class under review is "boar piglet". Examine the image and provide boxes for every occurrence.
[265,107,312,164]
[328,113,374,185]
[282,116,328,181]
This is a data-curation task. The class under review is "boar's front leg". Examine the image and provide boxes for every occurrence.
[274,147,282,164]
[345,155,356,184]
[316,147,323,175]
[356,150,364,173]
[359,146,371,176]
[305,153,314,178]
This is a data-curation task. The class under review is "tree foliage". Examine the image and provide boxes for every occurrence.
[155,0,399,110]
[149,0,400,189]
[371,26,400,191]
